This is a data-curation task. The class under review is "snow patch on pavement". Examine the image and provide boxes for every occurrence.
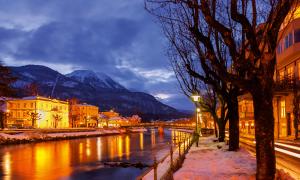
[174,136,256,180]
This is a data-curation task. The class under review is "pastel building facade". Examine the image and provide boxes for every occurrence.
[69,99,99,127]
[5,96,69,128]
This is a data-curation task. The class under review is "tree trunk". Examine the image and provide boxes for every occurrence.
[252,87,275,180]
[32,118,35,128]
[218,121,226,142]
[214,119,218,138]
[228,93,239,151]
[0,112,4,129]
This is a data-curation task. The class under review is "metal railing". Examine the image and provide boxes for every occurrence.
[136,133,196,180]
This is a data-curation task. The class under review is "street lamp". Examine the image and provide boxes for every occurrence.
[191,94,201,147]
[196,108,200,135]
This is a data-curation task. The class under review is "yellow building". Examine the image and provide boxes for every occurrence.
[69,100,99,128]
[5,96,69,128]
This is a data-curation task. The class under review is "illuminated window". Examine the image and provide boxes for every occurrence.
[24,103,27,108]
[287,66,294,78]
[298,62,300,78]
[17,103,20,108]
[279,70,285,80]
[31,103,33,108]
[280,100,286,118]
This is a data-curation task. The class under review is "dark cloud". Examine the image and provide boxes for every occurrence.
[0,0,193,110]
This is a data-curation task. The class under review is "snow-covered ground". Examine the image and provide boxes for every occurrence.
[0,129,128,144]
[128,128,147,132]
[142,135,193,180]
[174,136,257,180]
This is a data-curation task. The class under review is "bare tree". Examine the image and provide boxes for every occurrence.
[53,114,62,128]
[146,0,297,178]
[171,55,229,141]
[71,114,78,128]
[0,62,17,129]
[28,112,41,128]
[161,5,240,150]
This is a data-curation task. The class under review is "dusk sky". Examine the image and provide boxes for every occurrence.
[0,0,194,110]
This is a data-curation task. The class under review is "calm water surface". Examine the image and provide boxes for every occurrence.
[0,129,188,180]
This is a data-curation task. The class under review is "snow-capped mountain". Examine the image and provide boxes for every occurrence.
[9,65,188,120]
[66,70,126,90]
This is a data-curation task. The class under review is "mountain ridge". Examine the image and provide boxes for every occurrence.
[9,65,189,120]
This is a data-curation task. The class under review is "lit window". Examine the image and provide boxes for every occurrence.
[280,100,286,118]
[24,103,27,108]
[287,66,294,78]
[279,70,285,80]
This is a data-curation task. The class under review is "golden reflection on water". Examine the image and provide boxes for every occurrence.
[118,136,123,160]
[3,152,11,180]
[0,130,189,180]
[151,129,156,146]
[139,132,144,150]
[125,135,130,160]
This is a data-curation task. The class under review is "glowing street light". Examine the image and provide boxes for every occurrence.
[191,94,201,147]
[191,95,201,102]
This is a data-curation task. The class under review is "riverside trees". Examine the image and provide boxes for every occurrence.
[146,0,296,179]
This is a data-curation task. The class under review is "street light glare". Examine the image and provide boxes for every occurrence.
[191,95,201,102]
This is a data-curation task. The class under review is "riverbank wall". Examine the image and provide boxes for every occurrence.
[0,128,147,145]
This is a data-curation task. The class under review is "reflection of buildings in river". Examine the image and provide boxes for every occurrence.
[79,142,83,162]
[34,142,71,180]
[125,135,130,160]
[151,129,156,146]
[118,136,123,160]
[139,132,144,150]
[97,138,102,161]
[86,139,91,157]
[2,152,11,180]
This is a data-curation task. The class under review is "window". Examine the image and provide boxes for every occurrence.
[295,29,300,43]
[277,43,282,54]
[280,100,286,118]
[17,103,20,108]
[31,103,34,108]
[287,66,294,78]
[285,33,293,49]
[298,62,300,78]
[279,70,285,81]
[289,33,293,47]
[24,103,27,108]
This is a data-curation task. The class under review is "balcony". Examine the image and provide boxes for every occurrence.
[274,75,300,93]
[239,112,254,120]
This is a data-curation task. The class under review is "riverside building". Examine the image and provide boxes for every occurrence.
[4,96,69,128]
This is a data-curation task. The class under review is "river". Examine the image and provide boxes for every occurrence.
[0,128,189,180]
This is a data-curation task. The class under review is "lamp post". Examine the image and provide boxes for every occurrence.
[196,108,200,134]
[191,94,201,147]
